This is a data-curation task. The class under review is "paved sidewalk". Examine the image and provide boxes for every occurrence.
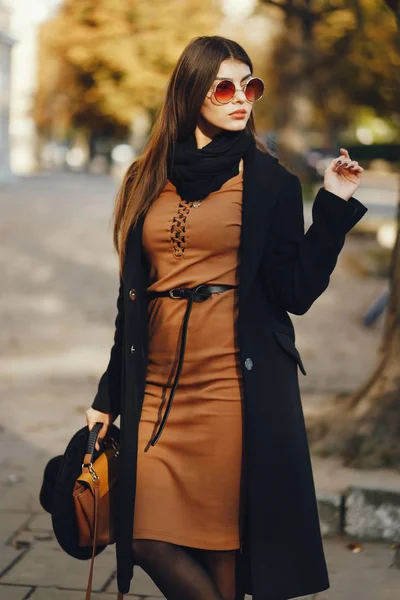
[1,172,399,599]
[0,509,399,600]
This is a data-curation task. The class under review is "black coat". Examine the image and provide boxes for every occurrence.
[91,144,368,599]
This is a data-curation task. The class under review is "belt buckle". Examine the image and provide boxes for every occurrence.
[169,288,182,299]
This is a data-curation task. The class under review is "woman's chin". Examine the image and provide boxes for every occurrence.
[220,120,248,132]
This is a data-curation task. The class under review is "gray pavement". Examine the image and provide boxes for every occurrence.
[0,171,399,599]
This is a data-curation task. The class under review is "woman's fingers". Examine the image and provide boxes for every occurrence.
[86,408,110,451]
[330,157,345,171]
[340,160,364,173]
[336,160,364,172]
[349,162,364,172]
[330,150,364,173]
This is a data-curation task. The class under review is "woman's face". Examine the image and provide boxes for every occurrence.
[200,59,254,134]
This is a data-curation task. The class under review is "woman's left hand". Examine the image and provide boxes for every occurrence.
[324,148,364,201]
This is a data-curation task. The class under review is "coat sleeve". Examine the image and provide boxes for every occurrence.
[91,276,125,416]
[261,172,368,315]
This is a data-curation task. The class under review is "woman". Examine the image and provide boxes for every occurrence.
[85,35,367,600]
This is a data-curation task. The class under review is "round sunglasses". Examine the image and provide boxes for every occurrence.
[211,77,264,105]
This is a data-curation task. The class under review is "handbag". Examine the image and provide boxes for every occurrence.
[72,422,124,600]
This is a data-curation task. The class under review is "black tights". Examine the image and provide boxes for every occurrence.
[132,539,246,600]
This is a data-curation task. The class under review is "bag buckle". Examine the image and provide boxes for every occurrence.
[82,462,100,482]
[169,288,184,299]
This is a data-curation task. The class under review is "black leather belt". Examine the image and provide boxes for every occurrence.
[145,283,238,446]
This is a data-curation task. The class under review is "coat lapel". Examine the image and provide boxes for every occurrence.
[239,145,282,306]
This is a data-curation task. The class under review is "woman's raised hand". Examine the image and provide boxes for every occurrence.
[324,147,364,201]
[86,407,115,451]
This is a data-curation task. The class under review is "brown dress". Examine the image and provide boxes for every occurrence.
[133,167,244,550]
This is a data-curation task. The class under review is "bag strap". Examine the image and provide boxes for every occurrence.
[82,422,103,472]
[85,478,100,600]
[84,425,124,600]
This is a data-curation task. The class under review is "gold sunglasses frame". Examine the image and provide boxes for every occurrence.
[210,76,265,105]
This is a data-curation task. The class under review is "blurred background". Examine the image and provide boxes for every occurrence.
[1,1,400,599]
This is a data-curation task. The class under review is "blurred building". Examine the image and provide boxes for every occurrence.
[7,0,41,174]
[1,0,58,177]
[0,3,15,180]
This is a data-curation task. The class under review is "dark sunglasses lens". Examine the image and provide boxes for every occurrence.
[214,80,236,103]
[245,78,264,102]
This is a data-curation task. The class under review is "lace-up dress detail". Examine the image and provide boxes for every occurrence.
[169,198,194,259]
[133,168,245,550]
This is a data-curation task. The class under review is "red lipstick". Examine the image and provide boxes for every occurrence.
[230,109,247,119]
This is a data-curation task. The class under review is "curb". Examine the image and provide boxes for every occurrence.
[317,486,400,542]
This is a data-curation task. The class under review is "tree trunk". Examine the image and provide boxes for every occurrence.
[268,0,316,174]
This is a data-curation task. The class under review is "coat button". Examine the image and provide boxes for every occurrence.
[130,345,135,353]
[129,288,137,301]
[244,357,253,370]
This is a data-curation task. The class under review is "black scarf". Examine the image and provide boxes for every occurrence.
[167,128,256,201]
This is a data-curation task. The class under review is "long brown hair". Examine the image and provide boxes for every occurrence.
[113,35,269,279]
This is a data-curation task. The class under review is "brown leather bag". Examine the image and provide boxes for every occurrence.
[72,422,123,600]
